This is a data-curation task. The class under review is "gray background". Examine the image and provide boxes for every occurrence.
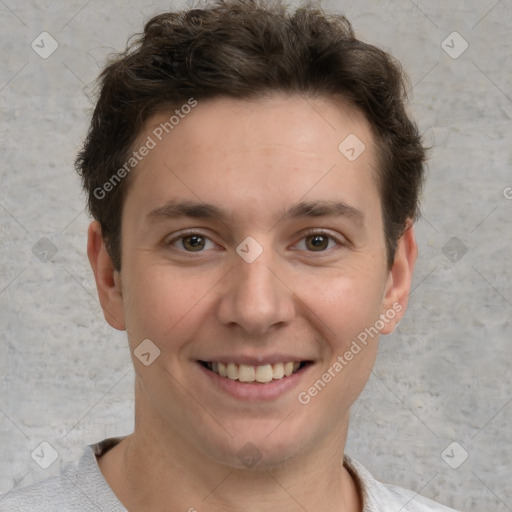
[1,0,511,510]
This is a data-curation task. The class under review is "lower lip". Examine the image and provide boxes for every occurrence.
[196,362,313,401]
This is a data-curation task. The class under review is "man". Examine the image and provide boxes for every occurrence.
[0,1,459,510]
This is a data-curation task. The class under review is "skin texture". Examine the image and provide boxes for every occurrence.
[87,94,417,511]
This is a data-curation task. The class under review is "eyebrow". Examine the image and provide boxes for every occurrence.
[282,200,364,225]
[146,199,364,226]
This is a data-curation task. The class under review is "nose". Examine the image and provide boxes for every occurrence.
[216,250,295,336]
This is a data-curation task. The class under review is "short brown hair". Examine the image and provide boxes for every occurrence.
[76,0,425,270]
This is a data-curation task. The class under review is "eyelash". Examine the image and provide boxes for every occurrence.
[296,229,345,251]
[166,229,346,254]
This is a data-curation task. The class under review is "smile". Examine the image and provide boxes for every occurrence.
[199,361,310,383]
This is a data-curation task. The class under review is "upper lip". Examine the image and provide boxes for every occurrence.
[197,355,313,366]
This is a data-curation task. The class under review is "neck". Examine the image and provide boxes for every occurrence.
[98,384,362,512]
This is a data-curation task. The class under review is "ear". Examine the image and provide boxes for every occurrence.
[87,221,126,331]
[379,219,418,334]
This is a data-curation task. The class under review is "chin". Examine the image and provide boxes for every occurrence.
[199,421,310,471]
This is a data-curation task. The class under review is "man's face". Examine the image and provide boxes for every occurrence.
[102,94,411,467]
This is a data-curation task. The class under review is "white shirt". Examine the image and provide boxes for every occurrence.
[0,437,459,511]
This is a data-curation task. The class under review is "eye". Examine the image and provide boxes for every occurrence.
[295,231,342,252]
[168,232,216,252]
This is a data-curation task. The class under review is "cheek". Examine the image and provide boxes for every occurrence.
[294,273,383,416]
[121,263,211,349]
[297,266,386,346]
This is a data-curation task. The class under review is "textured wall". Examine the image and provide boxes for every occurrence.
[0,1,511,510]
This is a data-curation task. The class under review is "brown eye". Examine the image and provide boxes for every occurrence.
[182,235,206,251]
[167,231,217,253]
[294,231,342,253]
[305,234,330,251]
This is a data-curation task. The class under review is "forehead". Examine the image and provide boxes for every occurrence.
[143,94,374,162]
[124,94,380,227]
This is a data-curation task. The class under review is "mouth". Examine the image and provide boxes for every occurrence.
[198,360,312,384]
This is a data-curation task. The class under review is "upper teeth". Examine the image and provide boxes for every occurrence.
[208,361,301,383]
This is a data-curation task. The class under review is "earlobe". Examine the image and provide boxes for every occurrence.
[380,220,418,335]
[87,221,126,331]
